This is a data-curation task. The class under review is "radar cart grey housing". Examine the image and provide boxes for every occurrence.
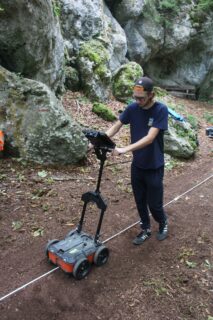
[46,130,115,280]
[206,126,213,138]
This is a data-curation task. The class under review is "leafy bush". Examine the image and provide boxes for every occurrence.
[203,112,213,125]
[187,114,199,129]
[52,0,61,17]
[191,0,213,23]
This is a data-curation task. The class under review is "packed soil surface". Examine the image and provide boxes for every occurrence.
[0,93,212,320]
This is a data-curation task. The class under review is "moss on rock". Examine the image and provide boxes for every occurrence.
[112,62,143,102]
[79,39,109,66]
[92,102,117,121]
[78,39,111,101]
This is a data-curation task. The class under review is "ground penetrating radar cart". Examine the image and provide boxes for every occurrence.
[46,130,115,279]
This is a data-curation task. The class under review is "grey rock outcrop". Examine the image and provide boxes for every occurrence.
[112,0,146,26]
[59,0,127,100]
[0,0,64,92]
[111,1,213,99]
[0,66,87,164]
[60,0,127,72]
[164,118,198,159]
[64,66,80,91]
[77,39,112,101]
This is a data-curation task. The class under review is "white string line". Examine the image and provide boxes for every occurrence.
[0,267,59,302]
[103,173,213,243]
[0,173,212,303]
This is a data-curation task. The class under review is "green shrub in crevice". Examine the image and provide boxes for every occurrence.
[92,103,117,122]
[186,114,199,130]
[149,0,187,29]
[52,0,61,17]
[191,0,213,24]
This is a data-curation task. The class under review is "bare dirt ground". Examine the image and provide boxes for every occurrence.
[0,93,213,320]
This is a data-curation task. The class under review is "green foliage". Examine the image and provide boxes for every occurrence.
[92,103,117,122]
[203,112,213,125]
[187,114,198,129]
[156,0,185,28]
[154,86,168,98]
[185,260,197,268]
[95,65,108,80]
[38,170,48,178]
[78,40,110,92]
[155,0,212,29]
[158,0,179,13]
[165,158,178,170]
[52,0,61,17]
[191,0,213,23]
[79,40,109,66]
[0,174,7,181]
[12,221,23,231]
[203,259,213,270]
[196,0,213,11]
[112,62,143,102]
[0,6,4,12]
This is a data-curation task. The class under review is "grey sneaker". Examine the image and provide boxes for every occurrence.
[157,222,168,241]
[133,229,151,245]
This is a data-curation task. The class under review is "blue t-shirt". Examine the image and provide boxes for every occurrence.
[119,101,168,169]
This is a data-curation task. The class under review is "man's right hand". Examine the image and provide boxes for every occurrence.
[87,142,94,152]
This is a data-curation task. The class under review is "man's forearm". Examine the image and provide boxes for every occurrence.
[105,120,123,138]
[113,127,160,155]
[122,135,153,153]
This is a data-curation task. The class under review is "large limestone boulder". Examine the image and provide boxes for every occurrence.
[112,62,143,102]
[77,39,112,101]
[0,66,87,164]
[0,0,64,92]
[164,118,198,159]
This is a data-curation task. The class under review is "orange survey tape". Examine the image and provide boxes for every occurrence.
[0,130,4,151]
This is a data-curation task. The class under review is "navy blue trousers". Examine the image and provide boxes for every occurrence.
[131,164,167,230]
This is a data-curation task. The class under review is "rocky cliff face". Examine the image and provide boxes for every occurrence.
[0,0,64,92]
[0,0,212,99]
[59,0,127,100]
[0,0,211,163]
[111,0,213,98]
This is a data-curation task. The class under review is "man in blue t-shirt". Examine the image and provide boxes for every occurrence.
[106,76,168,244]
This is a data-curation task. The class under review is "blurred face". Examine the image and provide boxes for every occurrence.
[133,86,153,108]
